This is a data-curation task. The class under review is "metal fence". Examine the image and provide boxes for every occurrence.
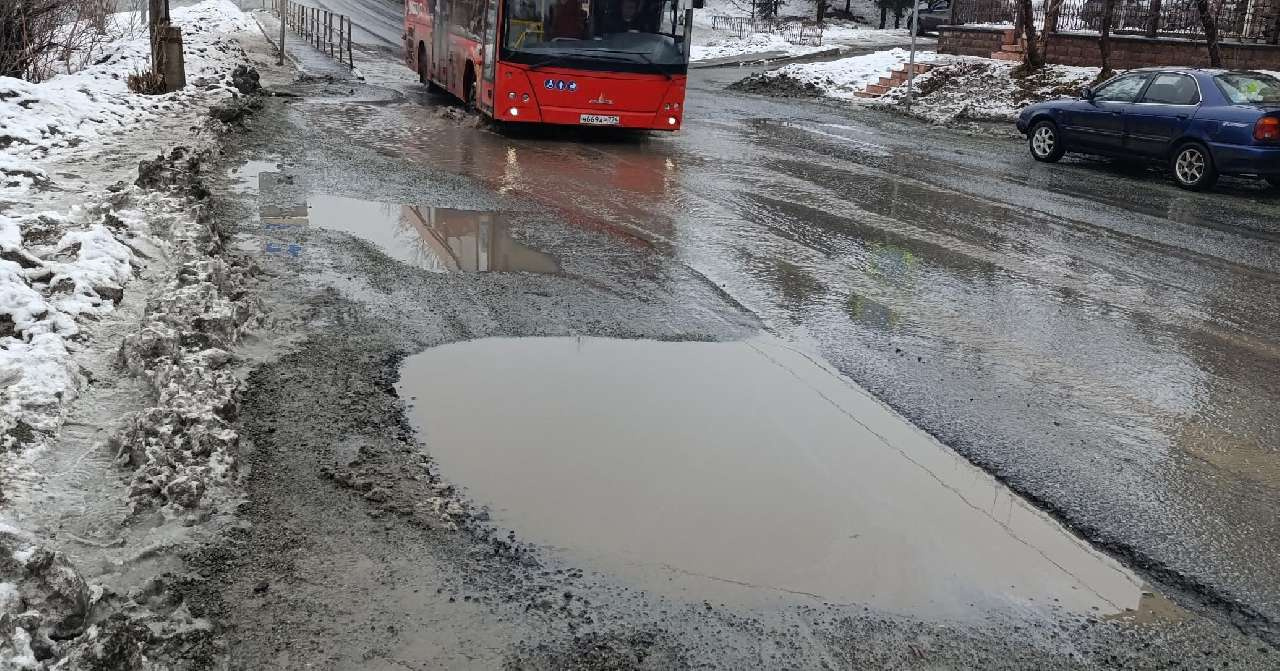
[712,15,825,45]
[954,0,1280,43]
[270,0,356,67]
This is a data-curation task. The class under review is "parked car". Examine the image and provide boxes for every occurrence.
[1016,68,1280,191]
[914,0,950,36]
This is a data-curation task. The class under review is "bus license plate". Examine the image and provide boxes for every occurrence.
[580,114,620,126]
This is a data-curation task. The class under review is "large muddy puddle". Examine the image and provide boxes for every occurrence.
[398,335,1165,619]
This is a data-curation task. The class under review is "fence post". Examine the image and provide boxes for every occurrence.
[347,18,354,68]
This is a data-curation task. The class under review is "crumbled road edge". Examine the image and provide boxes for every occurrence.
[113,147,261,515]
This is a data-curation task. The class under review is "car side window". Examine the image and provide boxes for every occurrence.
[1094,74,1150,103]
[1140,74,1200,105]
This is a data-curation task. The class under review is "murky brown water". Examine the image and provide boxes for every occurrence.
[398,335,1166,619]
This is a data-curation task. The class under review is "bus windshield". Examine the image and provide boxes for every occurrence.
[503,0,688,72]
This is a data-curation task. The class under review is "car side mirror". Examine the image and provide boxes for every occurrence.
[691,0,704,7]
[1080,86,1094,100]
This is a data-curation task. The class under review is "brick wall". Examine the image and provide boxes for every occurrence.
[939,26,1280,69]
[1047,32,1280,70]
[938,26,1009,58]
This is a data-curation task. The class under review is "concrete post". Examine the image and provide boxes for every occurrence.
[161,26,186,92]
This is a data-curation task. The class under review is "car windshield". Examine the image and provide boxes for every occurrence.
[503,0,686,69]
[1214,73,1280,104]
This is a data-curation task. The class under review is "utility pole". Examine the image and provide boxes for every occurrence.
[906,2,917,113]
[278,0,287,65]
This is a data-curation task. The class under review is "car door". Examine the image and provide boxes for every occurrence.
[1125,73,1201,157]
[1061,73,1151,155]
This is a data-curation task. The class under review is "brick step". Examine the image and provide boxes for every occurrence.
[863,83,891,95]
[893,62,933,75]
[1002,28,1017,43]
[878,76,896,87]
[1001,43,1025,53]
[991,51,1022,61]
[853,90,882,98]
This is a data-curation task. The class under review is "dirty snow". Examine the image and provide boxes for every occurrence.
[1,0,256,450]
[874,56,1099,124]
[690,0,916,62]
[0,0,255,171]
[758,48,937,100]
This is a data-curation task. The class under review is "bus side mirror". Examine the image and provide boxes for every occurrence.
[692,0,704,7]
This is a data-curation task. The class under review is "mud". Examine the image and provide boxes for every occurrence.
[166,49,1280,668]
[727,72,824,98]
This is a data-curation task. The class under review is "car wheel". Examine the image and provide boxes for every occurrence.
[1028,120,1065,163]
[1170,142,1218,191]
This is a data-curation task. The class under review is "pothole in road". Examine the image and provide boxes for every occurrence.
[243,182,559,273]
[397,335,1176,621]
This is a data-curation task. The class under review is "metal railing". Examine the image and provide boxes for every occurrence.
[270,0,356,67]
[954,0,1280,44]
[713,15,825,45]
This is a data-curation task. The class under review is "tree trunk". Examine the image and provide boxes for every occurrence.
[1019,0,1044,69]
[894,7,902,28]
[879,5,888,28]
[1098,0,1116,77]
[817,0,826,24]
[1039,0,1064,56]
[1145,0,1162,37]
[845,0,851,15]
[1194,0,1223,66]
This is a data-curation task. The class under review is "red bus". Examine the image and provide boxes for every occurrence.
[404,0,699,130]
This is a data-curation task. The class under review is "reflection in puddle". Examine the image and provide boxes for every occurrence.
[240,172,559,273]
[398,336,1171,620]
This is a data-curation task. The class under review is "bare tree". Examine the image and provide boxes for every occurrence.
[1098,0,1117,78]
[1018,0,1043,69]
[1194,0,1223,66]
[1038,0,1064,55]
[1,0,121,82]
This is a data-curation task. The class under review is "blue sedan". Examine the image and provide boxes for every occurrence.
[1016,69,1280,191]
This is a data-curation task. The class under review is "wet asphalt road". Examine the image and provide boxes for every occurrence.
[208,24,1280,665]
[319,67,1280,635]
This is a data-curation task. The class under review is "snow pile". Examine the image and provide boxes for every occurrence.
[731,48,935,99]
[875,57,1098,123]
[112,149,260,513]
[691,32,830,62]
[0,0,256,171]
[0,208,144,449]
[1,0,260,451]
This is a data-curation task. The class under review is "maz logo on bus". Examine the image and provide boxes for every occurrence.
[543,79,578,92]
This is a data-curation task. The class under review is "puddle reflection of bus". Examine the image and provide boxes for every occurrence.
[401,206,561,273]
[404,0,702,130]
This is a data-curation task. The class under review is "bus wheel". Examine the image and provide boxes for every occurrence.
[464,70,477,112]
[418,45,441,93]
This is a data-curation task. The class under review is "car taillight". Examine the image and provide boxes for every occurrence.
[1255,116,1280,142]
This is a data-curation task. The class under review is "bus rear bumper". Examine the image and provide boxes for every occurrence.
[496,105,681,131]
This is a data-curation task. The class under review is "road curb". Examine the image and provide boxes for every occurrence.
[690,46,843,69]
